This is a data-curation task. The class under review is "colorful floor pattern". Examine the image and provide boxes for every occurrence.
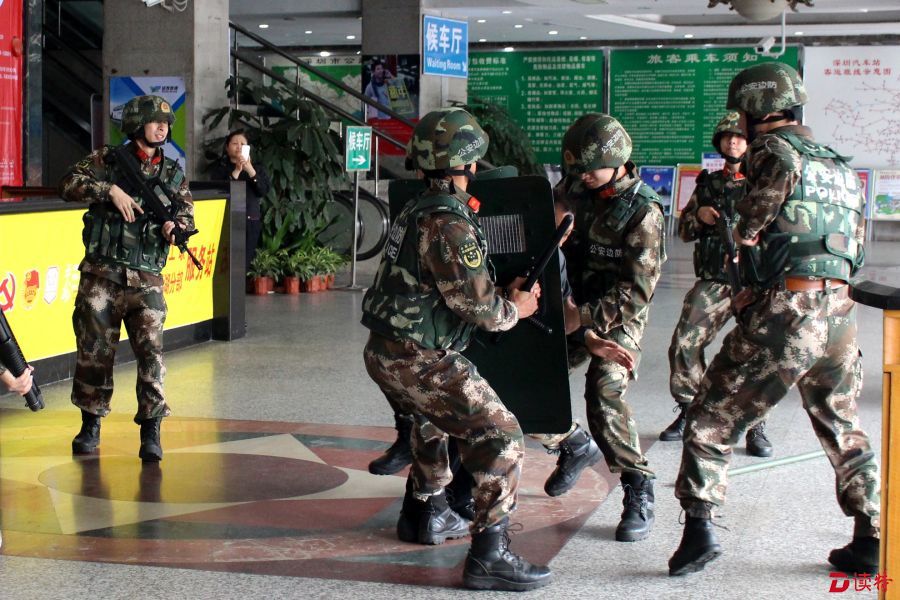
[0,409,616,588]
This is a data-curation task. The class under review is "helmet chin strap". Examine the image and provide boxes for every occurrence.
[594,163,634,199]
[446,163,476,181]
[722,154,743,164]
[143,136,166,149]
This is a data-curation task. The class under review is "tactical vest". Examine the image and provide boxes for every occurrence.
[693,169,746,281]
[744,131,864,286]
[361,189,489,351]
[580,180,664,304]
[81,149,184,274]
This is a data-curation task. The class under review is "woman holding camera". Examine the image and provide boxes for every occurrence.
[210,130,271,273]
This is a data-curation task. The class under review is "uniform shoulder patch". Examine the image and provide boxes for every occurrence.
[460,240,484,269]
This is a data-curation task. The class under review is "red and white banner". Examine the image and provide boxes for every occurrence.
[0,0,24,186]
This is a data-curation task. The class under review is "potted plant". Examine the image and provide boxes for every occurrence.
[248,249,281,295]
[283,249,314,295]
[316,246,348,288]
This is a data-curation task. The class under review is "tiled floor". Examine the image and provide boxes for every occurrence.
[0,239,896,599]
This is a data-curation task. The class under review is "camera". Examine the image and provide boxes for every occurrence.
[755,36,776,54]
[143,0,164,6]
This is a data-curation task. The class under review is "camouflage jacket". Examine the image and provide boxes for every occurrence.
[575,176,666,352]
[59,144,194,287]
[736,125,865,283]
[361,180,518,350]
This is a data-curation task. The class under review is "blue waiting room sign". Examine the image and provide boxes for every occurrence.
[422,15,468,78]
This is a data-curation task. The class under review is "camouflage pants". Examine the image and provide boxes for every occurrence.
[529,422,578,449]
[71,273,171,423]
[675,286,880,533]
[668,280,733,405]
[363,332,523,532]
[585,349,654,478]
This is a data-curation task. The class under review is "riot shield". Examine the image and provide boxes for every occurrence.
[386,173,572,433]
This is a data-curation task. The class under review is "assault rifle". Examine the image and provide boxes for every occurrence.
[0,307,44,411]
[716,209,743,294]
[110,145,202,270]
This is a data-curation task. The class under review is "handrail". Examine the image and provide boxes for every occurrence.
[42,26,103,79]
[229,21,415,129]
[231,50,407,151]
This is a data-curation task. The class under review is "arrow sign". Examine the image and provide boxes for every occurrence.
[345,126,373,172]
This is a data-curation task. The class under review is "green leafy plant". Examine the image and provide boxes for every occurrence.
[248,248,282,279]
[452,97,543,176]
[203,76,348,254]
[284,248,316,280]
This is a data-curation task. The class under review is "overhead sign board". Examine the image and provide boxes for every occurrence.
[422,15,468,78]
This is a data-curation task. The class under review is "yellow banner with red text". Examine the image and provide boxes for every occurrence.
[0,199,227,361]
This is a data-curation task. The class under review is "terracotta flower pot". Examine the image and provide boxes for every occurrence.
[302,275,326,293]
[283,276,301,295]
[326,274,335,289]
[252,276,274,295]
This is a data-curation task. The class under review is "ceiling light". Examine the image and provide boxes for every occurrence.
[585,14,676,33]
[319,51,331,57]
[684,33,694,38]
[356,51,361,55]
[305,30,312,34]
[502,10,512,14]
[258,23,269,29]
[548,30,559,35]
[860,8,869,12]
[579,36,588,40]
[346,35,356,40]
[656,44,664,48]
[503,46,515,52]
[477,19,486,23]
[514,24,523,28]
[794,31,804,35]
[478,38,487,42]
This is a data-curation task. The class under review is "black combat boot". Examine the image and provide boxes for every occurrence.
[828,537,880,574]
[368,413,414,475]
[397,481,471,545]
[446,464,477,522]
[659,403,688,441]
[669,515,723,576]
[463,518,552,591]
[745,420,773,457]
[72,410,101,455]
[138,417,163,462]
[544,424,601,497]
[615,472,655,542]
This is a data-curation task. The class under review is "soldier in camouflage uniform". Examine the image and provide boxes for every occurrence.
[58,95,195,463]
[661,113,773,458]
[361,107,551,592]
[669,63,880,577]
[560,113,666,542]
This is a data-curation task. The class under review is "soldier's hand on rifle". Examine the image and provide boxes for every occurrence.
[109,185,144,223]
[1,365,34,396]
[698,206,720,226]
[162,221,180,245]
[584,331,635,370]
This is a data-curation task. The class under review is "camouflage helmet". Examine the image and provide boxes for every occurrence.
[561,113,632,174]
[726,62,808,119]
[407,107,488,171]
[711,111,746,149]
[120,95,175,138]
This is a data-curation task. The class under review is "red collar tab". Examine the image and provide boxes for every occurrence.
[134,146,162,165]
[467,196,481,213]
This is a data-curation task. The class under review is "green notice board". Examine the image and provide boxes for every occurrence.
[609,47,800,166]
[468,51,604,163]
